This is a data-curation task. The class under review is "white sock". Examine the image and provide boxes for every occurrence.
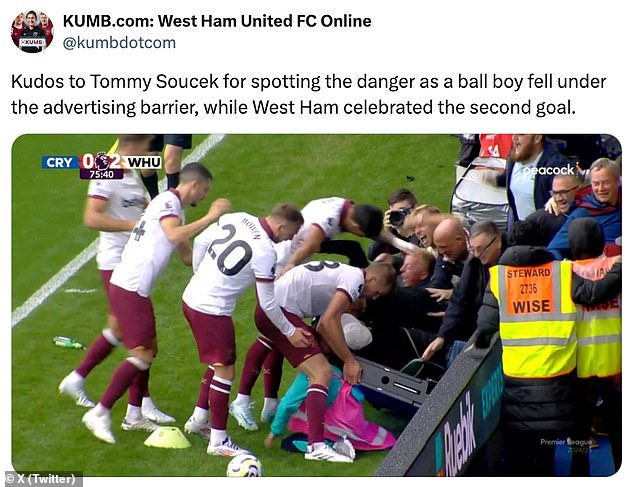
[234,393,251,406]
[94,403,110,417]
[126,404,142,421]
[193,406,208,423]
[263,397,278,412]
[69,370,85,383]
[209,428,227,446]
[141,396,155,410]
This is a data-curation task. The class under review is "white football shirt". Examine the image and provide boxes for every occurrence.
[183,212,278,315]
[275,260,364,318]
[87,171,147,270]
[276,197,352,266]
[110,189,184,297]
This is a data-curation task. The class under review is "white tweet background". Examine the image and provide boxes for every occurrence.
[2,0,632,485]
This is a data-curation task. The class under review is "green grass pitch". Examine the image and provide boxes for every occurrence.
[11,134,458,476]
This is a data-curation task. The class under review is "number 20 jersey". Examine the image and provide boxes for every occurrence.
[183,212,278,316]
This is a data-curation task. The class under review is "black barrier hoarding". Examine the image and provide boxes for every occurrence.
[376,335,503,476]
[357,357,436,408]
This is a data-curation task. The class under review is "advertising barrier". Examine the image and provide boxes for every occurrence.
[376,334,502,476]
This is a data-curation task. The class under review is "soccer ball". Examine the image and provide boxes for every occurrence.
[226,454,263,477]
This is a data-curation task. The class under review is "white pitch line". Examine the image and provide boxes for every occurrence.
[11,134,225,328]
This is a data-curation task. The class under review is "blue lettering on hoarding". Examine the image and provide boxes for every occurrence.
[481,363,504,420]
[434,431,443,476]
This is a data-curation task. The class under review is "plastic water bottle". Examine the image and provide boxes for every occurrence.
[53,336,86,350]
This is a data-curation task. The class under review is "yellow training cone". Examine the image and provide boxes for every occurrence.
[144,426,191,449]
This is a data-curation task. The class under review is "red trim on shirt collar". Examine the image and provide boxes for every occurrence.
[168,188,181,202]
[259,217,275,240]
[339,199,354,228]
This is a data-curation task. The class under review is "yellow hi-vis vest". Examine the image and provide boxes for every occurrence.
[489,261,577,378]
[572,256,621,378]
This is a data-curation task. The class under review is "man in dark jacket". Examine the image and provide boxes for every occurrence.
[567,218,621,475]
[364,248,444,332]
[428,217,470,289]
[422,221,507,365]
[522,172,582,246]
[357,249,445,371]
[494,135,574,228]
[474,244,621,476]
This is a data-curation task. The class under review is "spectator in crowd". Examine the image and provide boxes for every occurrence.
[478,134,513,159]
[355,250,446,382]
[568,218,621,475]
[422,221,507,367]
[522,173,582,246]
[548,158,621,259]
[473,241,622,476]
[454,134,512,180]
[427,217,470,289]
[363,247,443,332]
[506,219,550,249]
[367,188,420,262]
[486,134,573,226]
[407,204,442,248]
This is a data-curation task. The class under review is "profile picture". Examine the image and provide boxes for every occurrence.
[12,10,54,53]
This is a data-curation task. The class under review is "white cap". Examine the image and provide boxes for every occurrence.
[340,313,373,350]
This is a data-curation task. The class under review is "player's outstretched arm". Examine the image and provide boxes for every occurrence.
[160,198,231,245]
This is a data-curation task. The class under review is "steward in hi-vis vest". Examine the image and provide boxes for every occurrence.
[567,217,622,475]
[571,255,621,378]
[490,259,577,379]
[473,245,621,476]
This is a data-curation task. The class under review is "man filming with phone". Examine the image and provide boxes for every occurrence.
[367,188,422,262]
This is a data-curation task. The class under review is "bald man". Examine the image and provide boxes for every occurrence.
[522,173,582,246]
[422,221,508,366]
[428,218,470,289]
